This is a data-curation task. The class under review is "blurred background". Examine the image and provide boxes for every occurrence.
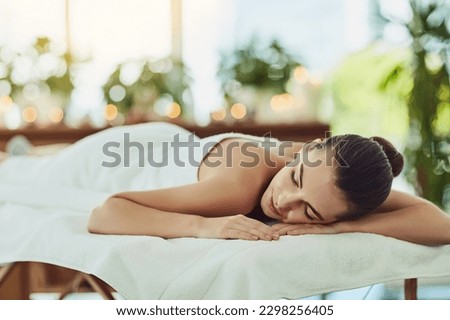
[0,0,449,299]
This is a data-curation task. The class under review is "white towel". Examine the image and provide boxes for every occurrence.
[1,183,450,299]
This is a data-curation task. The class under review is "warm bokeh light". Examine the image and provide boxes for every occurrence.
[166,102,181,119]
[48,107,64,123]
[22,106,38,123]
[230,103,246,120]
[270,93,294,112]
[211,108,227,121]
[0,96,13,112]
[294,66,310,84]
[104,104,118,121]
[309,76,323,87]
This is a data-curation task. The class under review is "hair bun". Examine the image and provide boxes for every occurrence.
[370,136,404,177]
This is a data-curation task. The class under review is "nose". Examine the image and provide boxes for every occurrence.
[275,191,303,212]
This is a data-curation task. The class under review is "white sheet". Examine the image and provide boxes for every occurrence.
[1,184,450,299]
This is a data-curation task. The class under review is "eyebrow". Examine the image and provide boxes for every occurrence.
[299,163,325,221]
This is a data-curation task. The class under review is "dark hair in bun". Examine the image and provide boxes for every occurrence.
[370,136,404,177]
[318,134,404,220]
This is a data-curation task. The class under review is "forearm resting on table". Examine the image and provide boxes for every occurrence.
[338,202,450,246]
[88,197,202,238]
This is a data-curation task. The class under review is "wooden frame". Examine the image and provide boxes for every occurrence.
[0,263,115,300]
[0,262,418,300]
[404,278,417,300]
[0,263,30,300]
[0,122,330,151]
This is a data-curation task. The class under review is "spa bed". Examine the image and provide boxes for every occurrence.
[1,184,450,300]
[1,123,449,300]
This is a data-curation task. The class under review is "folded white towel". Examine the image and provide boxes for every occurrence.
[1,184,449,299]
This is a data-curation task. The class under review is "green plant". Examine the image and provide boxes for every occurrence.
[382,0,450,209]
[102,58,192,116]
[218,38,302,103]
[0,37,74,108]
[330,45,411,138]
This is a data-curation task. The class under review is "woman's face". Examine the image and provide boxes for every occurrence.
[261,141,348,224]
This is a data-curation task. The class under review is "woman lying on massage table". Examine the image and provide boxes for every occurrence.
[89,131,450,246]
[2,124,450,245]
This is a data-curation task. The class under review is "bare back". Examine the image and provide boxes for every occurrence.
[198,138,304,202]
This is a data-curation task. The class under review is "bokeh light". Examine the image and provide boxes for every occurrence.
[104,104,118,121]
[166,102,181,118]
[294,66,309,84]
[211,108,227,121]
[270,93,294,112]
[230,103,246,119]
[48,106,64,123]
[22,106,38,123]
[0,96,13,113]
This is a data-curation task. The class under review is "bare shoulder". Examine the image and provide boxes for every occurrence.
[200,138,286,183]
[374,189,429,214]
[198,138,286,212]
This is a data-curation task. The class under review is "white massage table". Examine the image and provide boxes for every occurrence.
[1,184,450,300]
[1,123,449,300]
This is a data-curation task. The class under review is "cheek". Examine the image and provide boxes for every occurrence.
[284,211,305,224]
[261,183,273,208]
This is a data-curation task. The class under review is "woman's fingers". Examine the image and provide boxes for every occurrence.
[233,215,279,240]
[270,223,299,235]
[219,218,340,240]
[270,223,339,236]
[286,224,338,235]
[224,229,259,241]
[270,223,292,232]
[221,215,278,241]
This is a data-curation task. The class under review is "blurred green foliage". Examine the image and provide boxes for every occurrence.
[102,58,192,116]
[218,38,302,106]
[331,46,411,139]
[331,0,450,210]
[397,0,450,208]
[0,37,74,107]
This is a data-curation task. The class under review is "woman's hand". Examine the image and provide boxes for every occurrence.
[270,222,340,236]
[197,214,280,241]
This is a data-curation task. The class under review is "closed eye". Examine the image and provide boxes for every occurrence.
[290,170,298,187]
[303,206,314,221]
[299,163,325,221]
[292,169,313,220]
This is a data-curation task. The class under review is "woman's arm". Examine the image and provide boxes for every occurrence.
[338,190,450,246]
[88,157,278,239]
[272,190,450,246]
[88,196,277,240]
[87,139,283,240]
[110,175,261,217]
[88,197,201,237]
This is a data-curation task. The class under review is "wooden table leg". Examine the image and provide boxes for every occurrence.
[0,264,15,286]
[82,274,115,300]
[57,272,115,300]
[58,273,84,300]
[0,263,31,300]
[404,278,418,300]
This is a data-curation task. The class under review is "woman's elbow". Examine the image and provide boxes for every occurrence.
[87,197,119,234]
[87,204,108,234]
